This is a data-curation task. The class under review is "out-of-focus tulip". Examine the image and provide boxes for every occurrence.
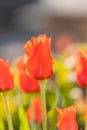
[16,56,40,93]
[0,58,14,91]
[55,35,72,53]
[26,98,43,124]
[23,34,53,80]
[56,106,78,130]
[75,51,87,87]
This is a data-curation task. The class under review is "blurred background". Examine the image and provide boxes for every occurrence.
[0,0,87,61]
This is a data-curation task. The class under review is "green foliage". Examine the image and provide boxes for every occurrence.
[18,104,30,130]
[31,123,42,130]
[54,58,70,86]
[47,108,57,130]
[53,57,75,107]
[59,86,74,107]
[0,118,5,130]
[46,90,57,110]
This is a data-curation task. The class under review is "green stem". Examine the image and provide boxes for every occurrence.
[3,92,14,130]
[40,80,47,130]
[19,89,25,106]
[85,88,87,130]
[30,95,35,130]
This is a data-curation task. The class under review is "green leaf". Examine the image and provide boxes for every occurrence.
[33,123,42,130]
[46,90,57,110]
[0,118,5,130]
[18,104,30,130]
[47,108,57,130]
[54,59,71,86]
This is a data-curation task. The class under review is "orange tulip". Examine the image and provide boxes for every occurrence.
[16,56,40,93]
[0,58,14,91]
[26,108,32,123]
[26,98,43,124]
[56,106,78,130]
[24,34,53,80]
[75,51,87,87]
[83,105,87,121]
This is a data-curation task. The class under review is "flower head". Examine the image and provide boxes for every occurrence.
[75,51,87,87]
[56,106,78,130]
[16,56,40,93]
[0,58,14,91]
[24,34,53,80]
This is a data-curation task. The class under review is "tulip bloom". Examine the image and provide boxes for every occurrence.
[75,51,87,87]
[56,106,78,130]
[0,58,14,91]
[26,98,43,124]
[16,56,40,93]
[24,34,53,80]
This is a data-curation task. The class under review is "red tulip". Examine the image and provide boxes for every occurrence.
[56,106,78,130]
[32,98,43,124]
[26,98,43,124]
[83,105,87,121]
[0,58,14,91]
[26,108,32,123]
[24,34,53,80]
[75,51,87,87]
[16,56,40,93]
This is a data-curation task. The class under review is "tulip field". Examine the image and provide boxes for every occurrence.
[0,34,87,130]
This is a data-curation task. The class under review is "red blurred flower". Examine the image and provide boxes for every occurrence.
[83,104,87,121]
[24,34,54,80]
[56,106,78,130]
[26,98,43,124]
[75,51,87,87]
[16,56,40,93]
[0,58,14,91]
[55,35,72,53]
[26,108,32,123]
